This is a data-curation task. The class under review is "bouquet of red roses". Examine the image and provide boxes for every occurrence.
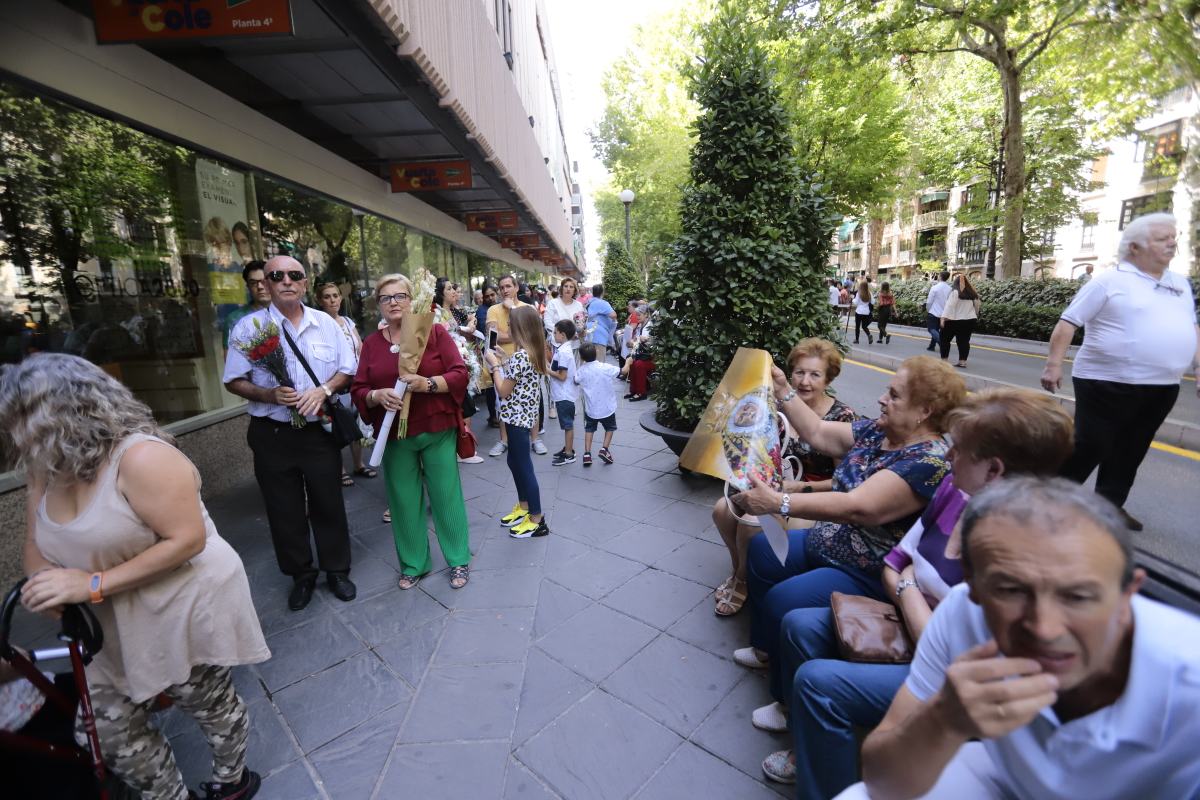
[233,316,305,427]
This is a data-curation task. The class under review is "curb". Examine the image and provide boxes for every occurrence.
[846,345,1200,453]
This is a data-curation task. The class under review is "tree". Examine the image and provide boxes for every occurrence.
[652,6,835,428]
[590,7,708,285]
[599,239,644,324]
[801,0,1200,277]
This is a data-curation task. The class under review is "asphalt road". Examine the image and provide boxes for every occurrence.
[842,321,1199,424]
[828,357,1200,578]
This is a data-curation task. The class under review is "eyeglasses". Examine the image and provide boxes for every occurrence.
[377,293,411,305]
[245,278,265,287]
[266,270,306,283]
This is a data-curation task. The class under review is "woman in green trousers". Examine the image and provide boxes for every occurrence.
[352,273,472,589]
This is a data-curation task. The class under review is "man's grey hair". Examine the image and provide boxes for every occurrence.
[960,477,1135,587]
[1118,212,1175,260]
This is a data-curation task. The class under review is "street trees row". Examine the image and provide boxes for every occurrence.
[591,0,1199,279]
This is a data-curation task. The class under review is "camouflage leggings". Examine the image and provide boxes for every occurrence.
[77,664,250,800]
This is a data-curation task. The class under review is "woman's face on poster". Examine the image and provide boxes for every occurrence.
[233,228,253,259]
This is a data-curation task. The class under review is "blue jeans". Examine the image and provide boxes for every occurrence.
[505,425,541,515]
[745,530,887,699]
[925,312,941,348]
[782,607,909,800]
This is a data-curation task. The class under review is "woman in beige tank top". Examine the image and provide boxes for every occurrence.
[4,354,269,800]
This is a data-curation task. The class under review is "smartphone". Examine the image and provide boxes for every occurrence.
[488,329,499,351]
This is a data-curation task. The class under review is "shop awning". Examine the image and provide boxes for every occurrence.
[837,220,859,240]
[920,191,950,203]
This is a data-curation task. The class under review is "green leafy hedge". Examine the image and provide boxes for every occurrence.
[885,276,1200,342]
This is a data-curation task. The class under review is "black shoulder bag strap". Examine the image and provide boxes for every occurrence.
[281,325,359,447]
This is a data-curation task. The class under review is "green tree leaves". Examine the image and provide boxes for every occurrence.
[600,239,646,324]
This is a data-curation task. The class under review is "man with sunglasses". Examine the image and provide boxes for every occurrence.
[223,255,358,611]
[1041,213,1200,531]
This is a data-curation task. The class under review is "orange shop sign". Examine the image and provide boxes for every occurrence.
[499,234,542,249]
[465,212,519,232]
[92,1,294,43]
[390,161,473,192]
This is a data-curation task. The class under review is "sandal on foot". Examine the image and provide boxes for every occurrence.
[449,565,470,589]
[382,508,391,523]
[761,750,796,785]
[397,574,421,590]
[714,580,748,616]
[715,576,735,601]
[353,466,378,479]
[733,647,769,669]
[341,472,355,487]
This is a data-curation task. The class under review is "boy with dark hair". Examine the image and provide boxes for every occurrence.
[549,319,579,465]
[575,343,620,466]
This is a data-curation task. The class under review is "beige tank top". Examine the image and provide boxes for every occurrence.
[34,434,269,702]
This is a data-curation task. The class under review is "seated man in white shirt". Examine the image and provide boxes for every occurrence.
[839,477,1200,800]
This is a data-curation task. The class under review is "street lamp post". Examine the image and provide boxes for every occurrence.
[619,188,635,255]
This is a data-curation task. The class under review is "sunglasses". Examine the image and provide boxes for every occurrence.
[377,293,411,305]
[266,270,306,283]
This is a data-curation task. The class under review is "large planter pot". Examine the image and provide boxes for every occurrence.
[639,409,693,458]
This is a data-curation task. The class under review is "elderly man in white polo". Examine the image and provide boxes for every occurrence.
[1041,212,1199,531]
[835,478,1200,800]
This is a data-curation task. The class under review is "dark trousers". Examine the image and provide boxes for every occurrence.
[854,314,872,342]
[484,387,498,422]
[1061,378,1179,508]
[876,305,892,339]
[505,424,541,515]
[248,416,351,579]
[939,318,976,362]
[925,313,941,348]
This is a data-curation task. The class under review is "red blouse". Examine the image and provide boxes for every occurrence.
[352,323,468,439]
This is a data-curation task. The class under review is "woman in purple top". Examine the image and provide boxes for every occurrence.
[755,389,1075,796]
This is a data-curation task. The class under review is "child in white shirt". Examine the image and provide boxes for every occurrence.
[548,320,580,465]
[574,343,620,466]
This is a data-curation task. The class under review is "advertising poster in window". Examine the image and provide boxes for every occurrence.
[196,159,259,337]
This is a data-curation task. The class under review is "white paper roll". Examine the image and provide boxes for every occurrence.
[367,380,407,468]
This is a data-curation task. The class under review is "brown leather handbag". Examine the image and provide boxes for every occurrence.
[830,592,914,664]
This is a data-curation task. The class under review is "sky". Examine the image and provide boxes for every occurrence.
[543,0,684,281]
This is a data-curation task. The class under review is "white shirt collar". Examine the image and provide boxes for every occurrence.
[268,302,318,335]
[1114,260,1182,290]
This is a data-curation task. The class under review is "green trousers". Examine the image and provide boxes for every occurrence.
[381,427,471,575]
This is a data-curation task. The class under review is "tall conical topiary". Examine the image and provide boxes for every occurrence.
[600,238,645,324]
[651,9,835,428]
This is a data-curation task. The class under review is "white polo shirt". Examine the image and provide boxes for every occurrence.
[223,304,356,423]
[828,285,841,306]
[926,281,952,317]
[902,584,1200,800]
[1062,262,1197,385]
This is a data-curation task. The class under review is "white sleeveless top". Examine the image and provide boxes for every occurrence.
[34,435,269,702]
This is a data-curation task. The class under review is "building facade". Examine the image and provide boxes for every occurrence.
[0,0,583,581]
[834,87,1198,281]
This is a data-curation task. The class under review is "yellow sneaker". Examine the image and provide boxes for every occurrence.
[500,504,527,527]
[509,516,549,539]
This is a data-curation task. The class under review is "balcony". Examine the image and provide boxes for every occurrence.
[956,248,988,266]
[918,244,947,263]
[896,250,915,264]
[915,210,950,230]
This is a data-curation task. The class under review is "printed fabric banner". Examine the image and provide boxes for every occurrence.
[679,347,785,492]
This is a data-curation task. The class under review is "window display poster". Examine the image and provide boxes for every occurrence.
[196,159,255,330]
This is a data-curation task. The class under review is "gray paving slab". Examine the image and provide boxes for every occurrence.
[174,388,800,799]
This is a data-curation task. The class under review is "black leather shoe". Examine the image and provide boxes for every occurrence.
[327,573,357,602]
[288,577,316,611]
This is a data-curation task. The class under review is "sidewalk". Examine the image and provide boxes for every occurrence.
[13,381,789,799]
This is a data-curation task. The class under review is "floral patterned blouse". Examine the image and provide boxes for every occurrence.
[786,397,860,481]
[804,418,949,575]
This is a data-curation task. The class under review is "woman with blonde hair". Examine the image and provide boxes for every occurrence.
[5,353,269,800]
[483,305,551,539]
[853,280,874,344]
[315,281,374,483]
[352,273,472,590]
[940,273,981,368]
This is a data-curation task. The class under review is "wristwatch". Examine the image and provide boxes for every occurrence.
[319,383,332,398]
[89,572,104,604]
[426,377,437,393]
[779,493,791,518]
[895,578,917,598]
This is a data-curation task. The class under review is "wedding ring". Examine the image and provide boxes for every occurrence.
[995,703,1007,718]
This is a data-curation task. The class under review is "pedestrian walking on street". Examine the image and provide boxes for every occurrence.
[354,273,473,590]
[853,281,874,344]
[7,354,270,800]
[924,270,952,351]
[939,273,981,368]
[484,305,552,539]
[1041,212,1200,531]
[576,343,622,467]
[223,255,357,612]
[876,281,894,344]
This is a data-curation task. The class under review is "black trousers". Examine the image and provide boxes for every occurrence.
[940,318,976,362]
[876,305,892,339]
[1060,378,1179,508]
[854,313,872,342]
[247,416,351,579]
[484,386,498,422]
